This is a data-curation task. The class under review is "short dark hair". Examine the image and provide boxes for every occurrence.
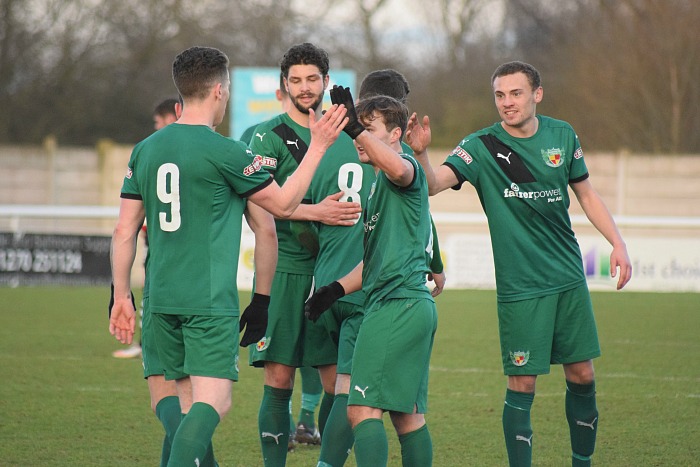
[172,46,229,100]
[491,61,541,90]
[278,72,288,96]
[153,98,179,118]
[356,95,409,141]
[359,69,410,103]
[280,43,329,78]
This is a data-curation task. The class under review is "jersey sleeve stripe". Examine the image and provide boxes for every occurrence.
[239,176,274,199]
[569,172,590,184]
[442,162,466,190]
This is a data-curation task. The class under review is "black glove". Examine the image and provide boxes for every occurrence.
[329,85,365,139]
[304,281,345,323]
[239,293,270,347]
[108,282,136,319]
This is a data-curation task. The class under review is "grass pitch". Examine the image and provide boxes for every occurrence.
[0,287,698,466]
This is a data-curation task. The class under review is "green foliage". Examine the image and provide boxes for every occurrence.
[0,287,698,465]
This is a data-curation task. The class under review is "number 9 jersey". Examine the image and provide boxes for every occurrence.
[120,124,273,317]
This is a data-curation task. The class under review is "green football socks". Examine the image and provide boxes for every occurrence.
[318,391,335,436]
[155,396,181,467]
[352,418,388,467]
[318,393,353,466]
[299,366,323,429]
[566,380,598,467]
[503,389,535,467]
[167,402,220,467]
[259,385,293,467]
[399,424,433,467]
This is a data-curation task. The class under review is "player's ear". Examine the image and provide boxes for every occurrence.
[323,74,330,90]
[534,86,544,103]
[213,82,223,99]
[391,126,402,145]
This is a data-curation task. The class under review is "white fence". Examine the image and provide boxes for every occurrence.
[1,205,699,292]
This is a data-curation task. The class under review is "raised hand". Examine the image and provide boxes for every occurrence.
[405,112,432,154]
[330,85,365,139]
[308,104,348,152]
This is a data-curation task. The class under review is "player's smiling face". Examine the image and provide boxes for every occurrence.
[286,64,328,115]
[493,72,542,131]
[354,111,396,164]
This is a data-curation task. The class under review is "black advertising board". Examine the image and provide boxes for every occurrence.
[0,232,111,286]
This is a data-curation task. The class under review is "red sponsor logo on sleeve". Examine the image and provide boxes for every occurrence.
[452,147,473,164]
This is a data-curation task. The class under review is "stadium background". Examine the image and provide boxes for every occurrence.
[1,135,698,292]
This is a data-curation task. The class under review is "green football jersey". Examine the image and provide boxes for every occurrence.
[121,124,273,316]
[362,154,433,309]
[445,115,589,302]
[239,123,258,146]
[249,113,316,274]
[308,133,376,306]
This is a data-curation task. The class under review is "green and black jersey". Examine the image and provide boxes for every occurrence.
[249,113,317,274]
[445,115,589,302]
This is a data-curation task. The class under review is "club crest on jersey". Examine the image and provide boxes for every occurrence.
[542,148,564,168]
[256,336,270,352]
[510,350,530,367]
[451,146,473,164]
[125,167,133,179]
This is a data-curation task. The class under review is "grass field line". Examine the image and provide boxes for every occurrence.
[430,366,700,383]
[430,365,501,374]
[608,338,700,348]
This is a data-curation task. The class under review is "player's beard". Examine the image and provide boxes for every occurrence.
[290,92,324,115]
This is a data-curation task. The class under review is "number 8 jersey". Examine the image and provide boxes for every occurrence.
[120,124,273,316]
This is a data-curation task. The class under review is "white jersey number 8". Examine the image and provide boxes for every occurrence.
[157,163,181,232]
[337,163,363,225]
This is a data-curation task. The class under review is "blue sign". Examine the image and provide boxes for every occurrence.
[230,67,356,140]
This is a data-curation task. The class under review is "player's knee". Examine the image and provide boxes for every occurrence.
[217,398,232,419]
[508,375,537,393]
[335,374,351,395]
[264,363,295,389]
[347,405,382,428]
[564,360,595,384]
[390,411,425,436]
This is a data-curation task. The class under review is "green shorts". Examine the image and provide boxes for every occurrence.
[498,283,601,376]
[152,313,240,381]
[141,297,165,378]
[348,297,437,414]
[249,271,313,368]
[309,300,363,373]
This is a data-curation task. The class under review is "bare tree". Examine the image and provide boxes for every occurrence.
[502,0,700,153]
[1,0,697,151]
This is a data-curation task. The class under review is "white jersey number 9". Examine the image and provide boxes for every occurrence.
[157,163,181,232]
